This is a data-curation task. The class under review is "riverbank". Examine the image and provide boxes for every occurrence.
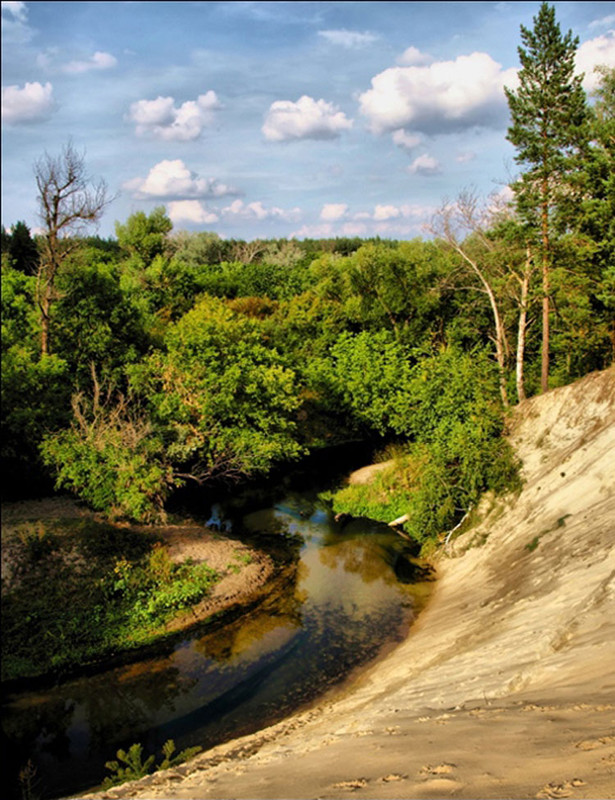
[1,499,280,687]
[83,367,615,799]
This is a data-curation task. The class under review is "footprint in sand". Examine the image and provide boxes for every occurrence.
[332,779,368,791]
[575,735,615,750]
[420,763,456,775]
[536,778,586,798]
[379,773,406,782]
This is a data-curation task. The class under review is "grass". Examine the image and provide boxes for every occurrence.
[1,519,219,683]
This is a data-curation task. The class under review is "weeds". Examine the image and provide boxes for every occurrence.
[1,520,219,682]
[103,739,201,788]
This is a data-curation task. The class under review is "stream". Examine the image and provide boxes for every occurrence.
[2,448,432,799]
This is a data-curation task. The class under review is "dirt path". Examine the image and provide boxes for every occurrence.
[83,368,615,800]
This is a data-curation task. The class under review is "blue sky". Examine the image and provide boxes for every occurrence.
[2,1,614,241]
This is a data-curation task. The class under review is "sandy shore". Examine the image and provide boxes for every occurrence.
[82,367,615,800]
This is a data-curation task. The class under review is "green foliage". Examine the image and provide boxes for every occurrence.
[115,207,173,264]
[505,2,588,213]
[1,521,220,682]
[2,221,39,274]
[328,347,520,544]
[40,391,173,523]
[131,295,304,481]
[1,270,70,474]
[52,258,149,387]
[103,739,202,789]
[103,743,156,787]
[322,329,416,435]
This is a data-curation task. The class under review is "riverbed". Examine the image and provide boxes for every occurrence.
[2,451,433,800]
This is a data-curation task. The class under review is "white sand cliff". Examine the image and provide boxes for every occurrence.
[86,367,615,800]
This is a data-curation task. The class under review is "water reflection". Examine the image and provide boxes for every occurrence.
[3,490,430,800]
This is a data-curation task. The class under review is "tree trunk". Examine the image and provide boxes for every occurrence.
[541,188,550,394]
[516,246,532,403]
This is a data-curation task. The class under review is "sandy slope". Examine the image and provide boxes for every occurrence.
[85,368,615,800]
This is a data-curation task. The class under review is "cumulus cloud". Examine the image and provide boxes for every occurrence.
[223,199,302,223]
[320,203,348,221]
[392,128,422,152]
[589,14,615,30]
[124,159,240,200]
[408,154,441,175]
[167,201,219,226]
[62,51,117,74]
[128,91,222,141]
[318,29,379,48]
[2,81,55,124]
[576,31,615,92]
[263,95,353,142]
[372,204,401,221]
[291,221,368,239]
[1,1,33,43]
[359,52,517,135]
[397,46,433,66]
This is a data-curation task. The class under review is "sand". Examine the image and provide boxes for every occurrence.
[80,367,615,799]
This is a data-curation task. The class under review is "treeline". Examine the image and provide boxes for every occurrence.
[2,7,613,546]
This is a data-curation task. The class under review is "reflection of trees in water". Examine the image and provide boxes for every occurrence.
[194,563,307,663]
[82,661,195,749]
[4,658,194,768]
[318,535,396,585]
[3,693,76,764]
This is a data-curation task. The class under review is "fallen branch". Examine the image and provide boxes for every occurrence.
[444,505,473,550]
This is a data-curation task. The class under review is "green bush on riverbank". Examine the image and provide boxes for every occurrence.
[1,519,218,683]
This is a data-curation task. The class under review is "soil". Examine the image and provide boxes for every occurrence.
[80,366,615,800]
[1,499,279,660]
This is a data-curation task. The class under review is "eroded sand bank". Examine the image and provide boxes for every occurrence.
[85,368,615,800]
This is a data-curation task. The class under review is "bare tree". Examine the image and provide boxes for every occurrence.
[34,141,110,355]
[431,189,536,406]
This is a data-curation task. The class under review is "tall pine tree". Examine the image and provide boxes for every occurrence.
[505,2,588,393]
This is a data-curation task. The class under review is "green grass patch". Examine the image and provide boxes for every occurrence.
[1,519,219,683]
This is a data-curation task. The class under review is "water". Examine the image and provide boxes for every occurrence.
[2,469,431,799]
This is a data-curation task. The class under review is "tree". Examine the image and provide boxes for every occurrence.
[3,221,40,274]
[130,296,304,485]
[505,2,588,393]
[115,207,172,264]
[34,141,110,355]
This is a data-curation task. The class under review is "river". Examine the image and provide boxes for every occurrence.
[2,448,432,799]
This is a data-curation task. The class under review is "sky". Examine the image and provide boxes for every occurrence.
[2,1,615,241]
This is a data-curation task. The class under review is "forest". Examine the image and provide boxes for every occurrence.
[2,7,614,551]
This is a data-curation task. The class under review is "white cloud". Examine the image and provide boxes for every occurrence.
[223,199,302,223]
[392,128,422,152]
[320,203,348,221]
[397,46,433,66]
[124,159,240,200]
[167,201,219,226]
[1,81,55,124]
[263,95,353,142]
[62,51,118,74]
[1,1,33,43]
[576,31,615,92]
[589,14,615,31]
[408,154,441,175]
[318,29,379,48]
[456,150,476,163]
[372,204,401,221]
[128,91,222,141]
[359,52,518,135]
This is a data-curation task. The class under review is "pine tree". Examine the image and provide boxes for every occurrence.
[505,2,588,393]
